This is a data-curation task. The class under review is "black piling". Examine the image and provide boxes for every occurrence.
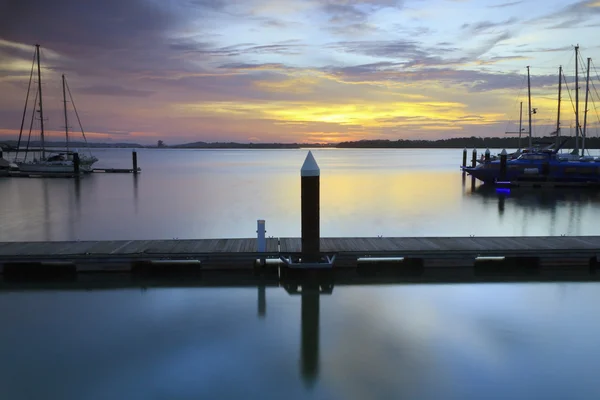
[0,149,3,159]
[484,148,490,162]
[132,151,138,174]
[500,149,507,180]
[462,148,467,167]
[471,148,477,167]
[301,151,320,263]
[73,152,80,175]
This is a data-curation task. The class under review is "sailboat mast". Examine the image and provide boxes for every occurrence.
[556,65,562,148]
[582,57,591,154]
[35,44,46,160]
[575,45,580,155]
[62,74,70,154]
[527,66,532,148]
[518,101,523,151]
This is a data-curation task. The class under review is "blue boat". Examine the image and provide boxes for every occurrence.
[461,139,600,187]
[462,45,598,187]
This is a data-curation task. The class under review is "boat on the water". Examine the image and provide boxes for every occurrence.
[463,45,599,187]
[13,44,98,174]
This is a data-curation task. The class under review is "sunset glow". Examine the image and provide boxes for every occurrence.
[1,0,599,144]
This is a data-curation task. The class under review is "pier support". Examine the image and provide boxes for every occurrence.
[301,151,320,263]
[500,149,507,181]
[0,149,3,159]
[471,148,477,168]
[132,151,138,174]
[280,151,335,268]
[484,148,490,162]
[257,219,266,266]
[73,152,80,175]
[462,148,467,167]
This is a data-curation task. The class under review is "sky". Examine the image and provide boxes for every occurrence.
[1,0,600,145]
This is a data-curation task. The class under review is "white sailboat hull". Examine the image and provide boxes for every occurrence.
[16,158,96,173]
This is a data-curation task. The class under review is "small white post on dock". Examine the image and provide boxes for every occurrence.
[257,219,266,252]
[301,151,320,263]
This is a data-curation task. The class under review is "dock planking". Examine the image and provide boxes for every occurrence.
[0,236,600,263]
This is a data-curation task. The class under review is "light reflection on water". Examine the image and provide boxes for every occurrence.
[3,148,600,240]
[1,282,600,399]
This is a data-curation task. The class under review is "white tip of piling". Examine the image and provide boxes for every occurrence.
[501,149,507,155]
[301,151,320,177]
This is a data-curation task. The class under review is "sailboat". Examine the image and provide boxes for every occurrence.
[14,44,98,174]
[461,45,600,186]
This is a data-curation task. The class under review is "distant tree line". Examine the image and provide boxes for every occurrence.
[335,136,600,149]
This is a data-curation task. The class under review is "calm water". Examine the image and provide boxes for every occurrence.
[2,149,600,399]
[3,147,600,241]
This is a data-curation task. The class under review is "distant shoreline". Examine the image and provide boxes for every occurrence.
[1,136,594,150]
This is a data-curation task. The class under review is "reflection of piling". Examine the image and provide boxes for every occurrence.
[132,151,138,174]
[484,148,490,162]
[471,148,477,168]
[462,148,467,167]
[500,149,507,181]
[498,195,505,216]
[73,152,80,175]
[301,151,320,263]
[258,282,266,318]
[301,284,320,387]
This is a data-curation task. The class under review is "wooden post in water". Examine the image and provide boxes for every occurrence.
[301,151,320,263]
[132,151,138,174]
[0,149,3,159]
[484,148,490,162]
[462,148,467,167]
[500,149,507,181]
[73,152,80,175]
[471,149,477,168]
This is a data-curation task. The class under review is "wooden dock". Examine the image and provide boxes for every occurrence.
[1,236,600,272]
[2,236,600,287]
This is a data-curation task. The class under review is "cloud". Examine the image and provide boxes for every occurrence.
[532,0,600,29]
[461,18,519,34]
[77,85,155,97]
[488,1,523,8]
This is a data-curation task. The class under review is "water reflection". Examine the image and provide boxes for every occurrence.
[471,185,600,211]
[7,149,600,240]
[42,179,51,240]
[133,173,139,215]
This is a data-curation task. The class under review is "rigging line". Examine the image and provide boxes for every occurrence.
[504,74,527,133]
[587,60,600,131]
[562,71,579,123]
[65,78,91,157]
[24,87,39,163]
[15,49,37,161]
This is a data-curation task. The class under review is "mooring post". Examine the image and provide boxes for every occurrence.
[484,148,490,162]
[301,151,320,263]
[462,148,467,167]
[257,219,266,252]
[257,219,266,266]
[471,148,477,168]
[73,152,80,175]
[0,149,3,159]
[132,151,138,174]
[500,149,508,181]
